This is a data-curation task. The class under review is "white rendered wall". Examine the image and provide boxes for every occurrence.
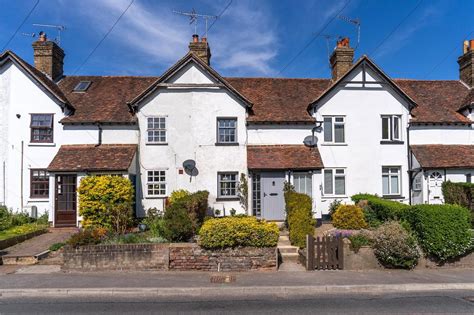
[136,62,248,217]
[247,125,313,145]
[410,125,473,145]
[312,66,411,214]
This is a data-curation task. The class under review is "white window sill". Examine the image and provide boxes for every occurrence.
[145,196,167,199]
[146,142,168,146]
[321,195,348,199]
[28,143,56,147]
[28,198,49,202]
[320,143,348,146]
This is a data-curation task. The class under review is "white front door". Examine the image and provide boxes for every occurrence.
[428,171,443,204]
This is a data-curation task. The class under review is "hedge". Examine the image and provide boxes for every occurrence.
[351,193,410,222]
[198,216,279,249]
[285,191,314,248]
[442,181,474,227]
[408,204,472,261]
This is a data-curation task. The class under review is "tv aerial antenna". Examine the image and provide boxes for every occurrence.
[32,23,66,45]
[173,9,218,38]
[338,15,360,50]
[319,34,342,67]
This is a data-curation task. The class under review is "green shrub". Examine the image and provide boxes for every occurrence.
[36,212,49,225]
[162,202,194,242]
[362,204,382,228]
[408,204,472,261]
[67,229,105,248]
[348,233,372,253]
[352,194,409,222]
[332,205,368,230]
[442,181,474,227]
[49,242,65,251]
[143,208,165,238]
[328,199,342,218]
[168,189,190,204]
[0,207,36,231]
[285,191,315,248]
[373,221,420,269]
[199,216,279,249]
[182,190,209,232]
[78,176,134,233]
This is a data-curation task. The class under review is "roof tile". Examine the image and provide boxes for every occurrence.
[411,144,474,169]
[247,145,323,169]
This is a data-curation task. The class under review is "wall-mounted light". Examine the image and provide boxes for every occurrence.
[16,114,21,119]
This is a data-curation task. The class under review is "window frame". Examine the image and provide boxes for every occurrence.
[30,169,49,199]
[30,113,54,143]
[216,117,238,145]
[323,168,346,196]
[293,171,313,198]
[146,170,167,197]
[381,115,402,142]
[323,116,345,144]
[217,172,239,199]
[73,81,92,92]
[146,116,167,144]
[382,166,401,196]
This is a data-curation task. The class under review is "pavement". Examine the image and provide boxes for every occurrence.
[0,228,77,265]
[0,266,472,298]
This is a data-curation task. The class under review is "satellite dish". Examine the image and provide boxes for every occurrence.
[183,159,198,177]
[303,135,318,147]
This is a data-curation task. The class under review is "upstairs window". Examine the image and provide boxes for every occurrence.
[217,118,237,144]
[147,117,166,144]
[30,114,53,143]
[381,115,401,141]
[30,169,49,198]
[323,116,345,143]
[73,81,91,92]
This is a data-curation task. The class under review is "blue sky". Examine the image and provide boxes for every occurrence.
[1,0,473,79]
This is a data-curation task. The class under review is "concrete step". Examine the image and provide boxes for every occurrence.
[280,252,300,263]
[1,250,49,266]
[278,235,290,241]
[279,230,289,236]
[278,262,305,271]
[277,245,299,254]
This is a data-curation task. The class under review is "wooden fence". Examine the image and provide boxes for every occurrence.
[306,234,344,270]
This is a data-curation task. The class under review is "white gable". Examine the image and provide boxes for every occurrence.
[167,61,216,84]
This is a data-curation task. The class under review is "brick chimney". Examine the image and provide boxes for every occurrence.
[32,32,65,81]
[458,40,474,88]
[329,37,354,81]
[188,34,211,65]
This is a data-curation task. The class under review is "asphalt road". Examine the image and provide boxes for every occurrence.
[1,291,473,314]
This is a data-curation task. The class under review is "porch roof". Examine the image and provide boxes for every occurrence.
[47,144,137,172]
[247,145,324,170]
[411,145,474,169]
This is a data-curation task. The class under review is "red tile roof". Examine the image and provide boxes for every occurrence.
[58,76,158,124]
[411,145,474,169]
[48,144,137,172]
[247,145,323,170]
[394,80,471,124]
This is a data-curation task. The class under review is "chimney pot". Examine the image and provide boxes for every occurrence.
[38,31,47,42]
[329,37,354,81]
[201,37,207,43]
[188,35,211,65]
[192,34,199,43]
[458,38,474,88]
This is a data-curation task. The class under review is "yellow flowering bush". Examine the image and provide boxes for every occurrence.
[332,205,368,230]
[78,176,134,233]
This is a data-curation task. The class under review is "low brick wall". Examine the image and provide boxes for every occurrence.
[417,251,474,269]
[63,243,277,272]
[63,244,170,271]
[169,244,277,271]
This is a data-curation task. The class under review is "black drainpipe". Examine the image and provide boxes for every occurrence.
[407,123,412,205]
[95,123,102,147]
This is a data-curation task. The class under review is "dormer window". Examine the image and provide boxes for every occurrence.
[73,81,91,92]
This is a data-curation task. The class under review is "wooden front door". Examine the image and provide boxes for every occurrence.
[55,174,77,227]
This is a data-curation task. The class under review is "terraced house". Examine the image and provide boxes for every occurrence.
[0,33,473,227]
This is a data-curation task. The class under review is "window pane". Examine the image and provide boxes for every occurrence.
[294,173,312,197]
[382,117,389,140]
[391,175,399,194]
[334,124,344,143]
[324,170,333,194]
[382,175,389,195]
[323,118,332,142]
[335,176,345,195]
[217,118,237,143]
[393,116,400,140]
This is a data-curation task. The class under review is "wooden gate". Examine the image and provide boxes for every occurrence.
[305,235,344,270]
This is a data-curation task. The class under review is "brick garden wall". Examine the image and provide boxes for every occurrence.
[63,243,277,271]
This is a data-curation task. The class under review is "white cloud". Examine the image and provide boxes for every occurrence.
[72,0,279,76]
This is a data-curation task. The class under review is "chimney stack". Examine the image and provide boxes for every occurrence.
[188,34,211,65]
[329,37,354,81]
[458,39,474,88]
[32,32,65,81]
